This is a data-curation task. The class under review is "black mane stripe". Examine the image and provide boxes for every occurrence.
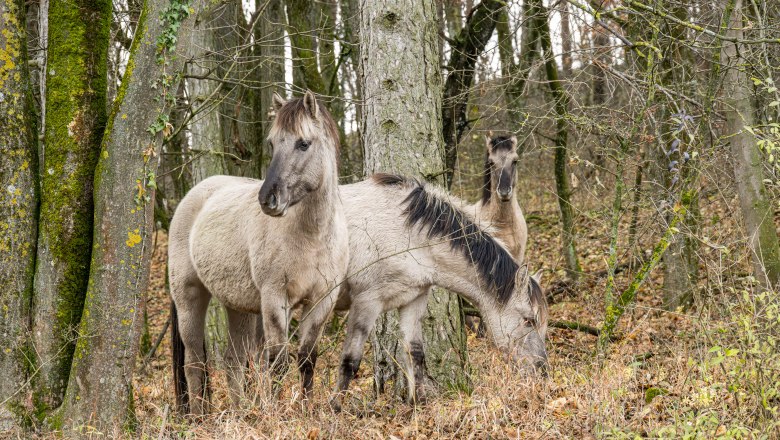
[397,180,519,304]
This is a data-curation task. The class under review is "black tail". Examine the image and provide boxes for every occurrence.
[171,301,189,413]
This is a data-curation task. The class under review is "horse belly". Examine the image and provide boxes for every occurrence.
[190,224,262,314]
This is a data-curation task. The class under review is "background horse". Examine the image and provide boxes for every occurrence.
[473,134,528,262]
[334,174,548,406]
[168,91,348,414]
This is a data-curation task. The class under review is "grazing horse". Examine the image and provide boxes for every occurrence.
[473,134,528,262]
[334,174,548,405]
[168,91,349,414]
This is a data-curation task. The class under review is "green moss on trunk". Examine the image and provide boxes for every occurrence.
[31,0,112,415]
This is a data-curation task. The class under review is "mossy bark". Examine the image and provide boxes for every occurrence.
[360,0,469,396]
[722,0,780,289]
[55,0,199,433]
[31,0,111,414]
[0,0,39,430]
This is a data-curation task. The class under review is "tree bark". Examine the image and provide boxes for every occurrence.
[534,0,582,281]
[254,0,285,178]
[31,0,112,413]
[441,0,503,188]
[55,0,199,432]
[0,0,39,430]
[360,0,469,395]
[722,0,780,288]
[659,2,699,310]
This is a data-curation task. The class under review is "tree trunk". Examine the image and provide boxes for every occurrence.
[441,0,503,188]
[360,0,469,396]
[504,0,540,126]
[254,0,285,178]
[560,2,572,75]
[659,2,699,310]
[55,0,198,432]
[722,0,780,288]
[217,1,257,178]
[0,0,39,429]
[534,0,582,281]
[188,4,227,183]
[31,0,111,414]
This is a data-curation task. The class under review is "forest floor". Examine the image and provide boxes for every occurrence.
[120,174,780,439]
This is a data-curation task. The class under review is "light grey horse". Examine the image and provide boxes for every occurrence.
[168,91,349,414]
[333,174,548,406]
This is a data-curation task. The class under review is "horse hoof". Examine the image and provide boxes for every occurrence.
[329,396,343,413]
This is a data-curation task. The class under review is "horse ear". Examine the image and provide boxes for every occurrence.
[303,90,320,120]
[510,135,519,152]
[531,269,543,284]
[272,92,286,111]
[484,133,492,152]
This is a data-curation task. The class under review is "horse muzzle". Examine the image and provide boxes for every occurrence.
[258,183,290,217]
[496,187,514,202]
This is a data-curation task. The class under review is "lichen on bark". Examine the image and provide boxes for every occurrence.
[0,0,39,430]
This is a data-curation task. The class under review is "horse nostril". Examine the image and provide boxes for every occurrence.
[268,193,277,209]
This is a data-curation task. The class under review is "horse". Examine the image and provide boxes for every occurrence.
[333,174,548,406]
[473,134,528,262]
[168,91,349,415]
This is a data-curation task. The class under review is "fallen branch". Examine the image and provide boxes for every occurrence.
[141,314,171,372]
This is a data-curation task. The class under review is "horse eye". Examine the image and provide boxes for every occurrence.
[295,139,311,151]
[524,317,536,327]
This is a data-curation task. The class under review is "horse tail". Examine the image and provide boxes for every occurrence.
[171,300,189,413]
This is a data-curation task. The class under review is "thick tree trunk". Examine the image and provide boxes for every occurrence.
[55,0,198,432]
[0,0,39,429]
[722,0,780,288]
[360,0,469,396]
[31,0,111,414]
[441,0,503,188]
[534,0,582,281]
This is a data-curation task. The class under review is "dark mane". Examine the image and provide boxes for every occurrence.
[372,173,408,186]
[490,136,514,152]
[528,276,548,326]
[401,182,519,304]
[481,152,492,205]
[481,136,516,205]
[274,96,340,152]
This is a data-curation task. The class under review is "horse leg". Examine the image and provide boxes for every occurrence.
[224,307,254,408]
[398,292,431,404]
[174,281,211,415]
[334,296,383,406]
[295,293,335,396]
[260,294,291,394]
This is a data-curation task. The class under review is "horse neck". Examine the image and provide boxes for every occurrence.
[483,190,521,225]
[429,245,502,313]
[290,156,341,236]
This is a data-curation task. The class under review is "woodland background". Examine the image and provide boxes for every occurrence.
[1,0,780,437]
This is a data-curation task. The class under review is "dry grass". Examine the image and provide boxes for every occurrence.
[122,178,780,439]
